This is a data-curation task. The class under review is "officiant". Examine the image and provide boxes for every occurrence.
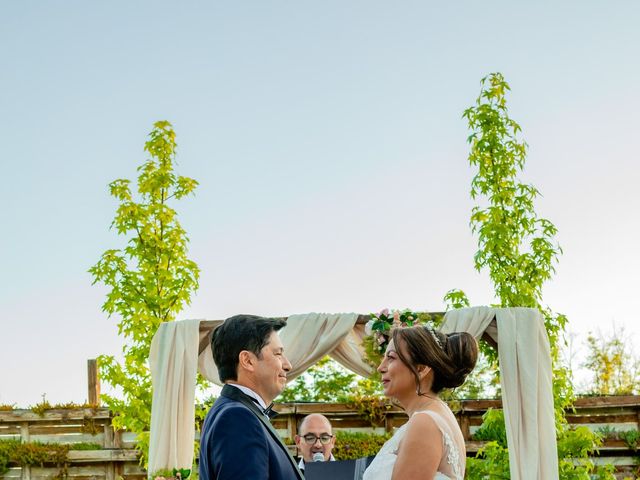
[294,414,337,471]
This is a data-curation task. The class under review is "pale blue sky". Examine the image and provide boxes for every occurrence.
[1,1,639,406]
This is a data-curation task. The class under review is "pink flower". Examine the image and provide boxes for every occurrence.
[379,308,389,317]
[392,311,401,327]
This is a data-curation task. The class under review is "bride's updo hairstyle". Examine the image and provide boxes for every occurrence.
[391,326,478,394]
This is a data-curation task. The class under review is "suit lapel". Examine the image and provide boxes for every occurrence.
[220,385,304,480]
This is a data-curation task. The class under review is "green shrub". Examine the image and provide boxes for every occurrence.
[468,410,619,480]
[595,425,619,440]
[68,442,103,451]
[466,441,510,480]
[619,429,640,451]
[332,430,391,460]
[0,447,8,476]
[470,409,508,447]
[0,440,70,476]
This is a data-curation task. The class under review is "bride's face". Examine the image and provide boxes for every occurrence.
[377,339,415,399]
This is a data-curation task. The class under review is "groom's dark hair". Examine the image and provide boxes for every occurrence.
[211,314,287,382]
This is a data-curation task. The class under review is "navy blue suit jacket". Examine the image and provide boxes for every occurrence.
[199,384,303,480]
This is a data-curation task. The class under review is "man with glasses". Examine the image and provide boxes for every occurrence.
[294,414,337,471]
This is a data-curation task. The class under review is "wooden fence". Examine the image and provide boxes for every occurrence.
[1,396,638,479]
[0,408,141,480]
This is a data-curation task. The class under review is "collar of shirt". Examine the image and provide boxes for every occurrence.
[227,383,267,411]
[298,454,336,470]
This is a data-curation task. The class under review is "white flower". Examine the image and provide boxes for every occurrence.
[364,320,374,336]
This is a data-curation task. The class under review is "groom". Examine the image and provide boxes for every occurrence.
[199,314,303,480]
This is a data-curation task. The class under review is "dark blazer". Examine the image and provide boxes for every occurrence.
[199,384,303,480]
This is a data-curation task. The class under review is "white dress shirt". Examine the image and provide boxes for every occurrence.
[227,383,268,411]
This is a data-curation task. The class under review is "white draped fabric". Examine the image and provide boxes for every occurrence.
[196,320,223,384]
[441,307,558,480]
[148,319,201,476]
[279,312,364,380]
[328,321,374,378]
[148,308,558,480]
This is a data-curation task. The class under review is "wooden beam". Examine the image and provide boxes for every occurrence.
[198,313,449,332]
[197,312,459,355]
[87,359,100,406]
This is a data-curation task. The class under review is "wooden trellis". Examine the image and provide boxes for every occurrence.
[1,396,638,479]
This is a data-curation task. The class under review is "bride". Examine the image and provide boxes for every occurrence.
[363,325,478,480]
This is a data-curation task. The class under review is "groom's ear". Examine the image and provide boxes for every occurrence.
[238,350,256,372]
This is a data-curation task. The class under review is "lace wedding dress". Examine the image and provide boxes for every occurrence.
[363,409,465,480]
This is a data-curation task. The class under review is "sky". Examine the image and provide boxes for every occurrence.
[1,1,639,407]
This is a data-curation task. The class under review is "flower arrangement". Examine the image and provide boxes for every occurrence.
[364,309,419,355]
[153,468,190,480]
[363,309,444,365]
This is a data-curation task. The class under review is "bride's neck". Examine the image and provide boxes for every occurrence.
[399,391,440,416]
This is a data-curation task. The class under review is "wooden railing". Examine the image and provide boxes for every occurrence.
[0,407,142,479]
[1,396,638,479]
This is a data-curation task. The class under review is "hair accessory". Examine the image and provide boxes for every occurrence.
[427,327,444,350]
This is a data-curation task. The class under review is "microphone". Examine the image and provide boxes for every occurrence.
[312,452,325,462]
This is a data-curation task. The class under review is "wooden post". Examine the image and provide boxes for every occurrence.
[20,422,30,442]
[287,414,297,443]
[459,413,471,441]
[21,465,31,480]
[20,423,31,480]
[88,359,100,406]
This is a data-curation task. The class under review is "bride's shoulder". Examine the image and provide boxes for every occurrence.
[413,407,457,429]
[390,411,445,476]
[403,411,444,443]
[411,409,447,424]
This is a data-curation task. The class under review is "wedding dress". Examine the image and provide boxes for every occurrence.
[363,409,465,480]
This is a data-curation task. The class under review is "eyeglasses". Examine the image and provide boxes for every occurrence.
[301,434,334,445]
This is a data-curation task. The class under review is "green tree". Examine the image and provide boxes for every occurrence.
[583,326,640,395]
[280,355,385,403]
[280,356,360,402]
[461,73,563,333]
[89,121,200,467]
[453,73,609,478]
